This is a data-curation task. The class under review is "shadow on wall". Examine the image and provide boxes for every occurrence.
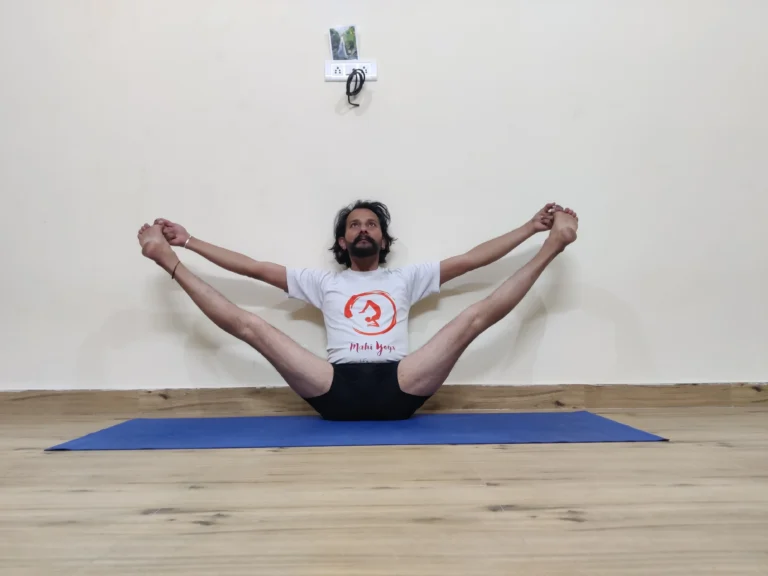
[186,246,565,384]
[163,276,303,391]
[420,247,655,384]
[410,246,559,383]
[335,90,373,116]
[77,246,654,389]
[75,274,291,399]
[196,275,327,327]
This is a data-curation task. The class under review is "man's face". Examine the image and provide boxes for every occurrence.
[339,208,385,260]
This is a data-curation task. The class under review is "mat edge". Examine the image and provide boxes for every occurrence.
[44,411,668,451]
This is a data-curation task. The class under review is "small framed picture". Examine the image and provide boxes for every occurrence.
[329,25,358,61]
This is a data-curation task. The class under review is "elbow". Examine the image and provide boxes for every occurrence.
[245,261,265,281]
[458,253,477,274]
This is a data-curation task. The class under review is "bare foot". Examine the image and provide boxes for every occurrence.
[137,223,179,272]
[547,208,578,250]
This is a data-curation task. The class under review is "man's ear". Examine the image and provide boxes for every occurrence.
[338,237,347,250]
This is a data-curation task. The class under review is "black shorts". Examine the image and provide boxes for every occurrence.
[303,361,431,421]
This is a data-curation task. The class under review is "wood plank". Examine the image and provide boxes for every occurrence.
[0,390,140,417]
[136,388,314,417]
[1,383,766,417]
[421,385,585,412]
[584,384,732,408]
[1,407,766,575]
[729,383,768,406]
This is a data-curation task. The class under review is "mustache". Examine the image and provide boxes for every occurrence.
[353,234,376,244]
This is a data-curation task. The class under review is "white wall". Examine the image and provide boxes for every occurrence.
[1,0,766,391]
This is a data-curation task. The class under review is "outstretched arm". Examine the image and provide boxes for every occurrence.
[439,203,558,285]
[154,218,288,292]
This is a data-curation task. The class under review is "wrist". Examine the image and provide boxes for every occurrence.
[522,221,538,235]
[183,235,194,249]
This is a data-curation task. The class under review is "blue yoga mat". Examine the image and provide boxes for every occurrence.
[46,411,665,451]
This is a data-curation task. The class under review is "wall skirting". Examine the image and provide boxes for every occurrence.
[0,383,764,417]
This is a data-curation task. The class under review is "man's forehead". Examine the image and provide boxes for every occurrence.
[348,209,379,222]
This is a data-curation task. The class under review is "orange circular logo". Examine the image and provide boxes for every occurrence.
[343,291,397,336]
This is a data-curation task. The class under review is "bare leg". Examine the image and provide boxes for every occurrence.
[137,224,332,398]
[398,209,579,397]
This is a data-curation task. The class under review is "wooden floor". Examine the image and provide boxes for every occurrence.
[2,407,767,575]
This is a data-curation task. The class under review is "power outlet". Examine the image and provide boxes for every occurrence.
[346,62,371,76]
[324,60,377,82]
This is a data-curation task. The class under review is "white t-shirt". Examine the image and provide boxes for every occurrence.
[287,262,440,364]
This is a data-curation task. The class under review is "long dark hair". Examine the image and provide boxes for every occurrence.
[330,200,396,267]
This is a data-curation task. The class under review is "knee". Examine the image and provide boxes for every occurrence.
[232,314,260,342]
[465,303,489,334]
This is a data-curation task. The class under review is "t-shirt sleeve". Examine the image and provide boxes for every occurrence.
[286,268,330,309]
[401,261,441,305]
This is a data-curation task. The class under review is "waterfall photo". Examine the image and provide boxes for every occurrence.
[329,25,358,60]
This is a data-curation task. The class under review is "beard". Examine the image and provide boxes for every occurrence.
[348,235,379,258]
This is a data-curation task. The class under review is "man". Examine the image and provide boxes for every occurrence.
[137,200,578,420]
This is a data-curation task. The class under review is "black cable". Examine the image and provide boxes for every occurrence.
[346,68,366,107]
